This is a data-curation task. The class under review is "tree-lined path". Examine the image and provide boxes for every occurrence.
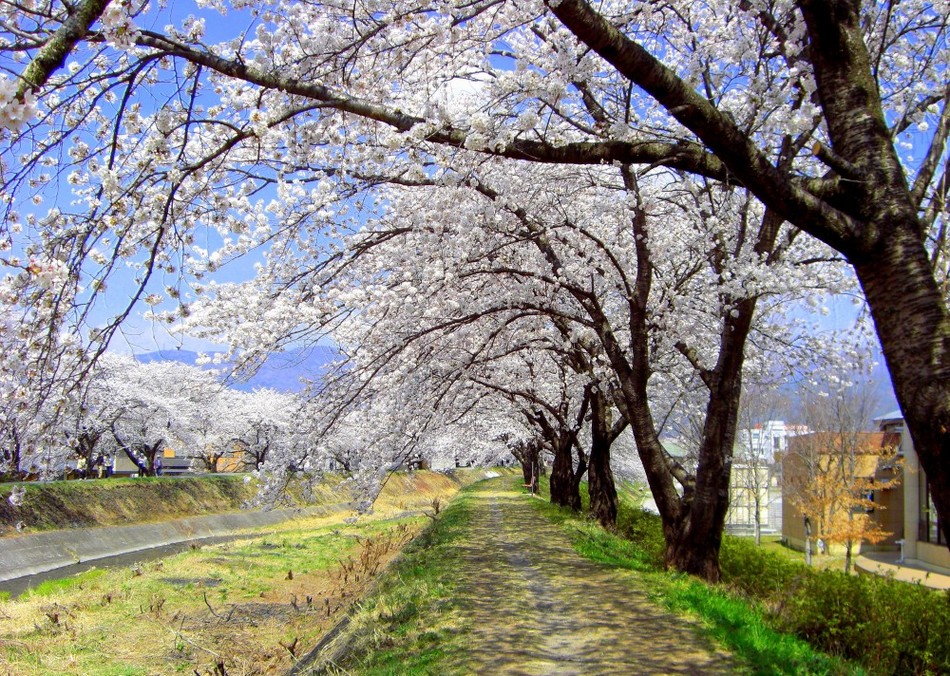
[441,480,737,674]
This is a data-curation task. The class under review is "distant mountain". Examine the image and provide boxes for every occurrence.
[136,345,340,392]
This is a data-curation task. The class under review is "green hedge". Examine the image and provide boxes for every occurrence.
[715,525,950,674]
[606,506,950,674]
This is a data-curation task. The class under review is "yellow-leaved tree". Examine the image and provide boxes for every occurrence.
[785,375,902,573]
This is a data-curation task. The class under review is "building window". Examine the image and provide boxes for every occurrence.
[919,471,945,545]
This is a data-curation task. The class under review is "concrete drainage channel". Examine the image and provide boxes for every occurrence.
[0,503,348,596]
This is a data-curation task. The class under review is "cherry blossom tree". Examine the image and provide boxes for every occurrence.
[230,388,296,471]
[181,387,245,473]
[1,0,947,572]
[206,154,844,575]
[77,355,221,475]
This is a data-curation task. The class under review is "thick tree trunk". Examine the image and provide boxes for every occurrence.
[520,459,533,487]
[75,431,100,476]
[511,439,542,492]
[588,391,619,528]
[853,233,950,549]
[588,444,617,527]
[664,520,723,581]
[570,448,588,509]
[549,439,581,510]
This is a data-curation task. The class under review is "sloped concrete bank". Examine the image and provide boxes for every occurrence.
[0,504,342,583]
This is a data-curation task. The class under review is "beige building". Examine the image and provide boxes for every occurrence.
[781,431,903,554]
[875,412,950,571]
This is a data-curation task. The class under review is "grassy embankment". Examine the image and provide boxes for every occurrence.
[0,469,497,536]
[0,475,261,535]
[0,470,488,675]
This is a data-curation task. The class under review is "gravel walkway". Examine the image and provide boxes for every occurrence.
[450,481,738,675]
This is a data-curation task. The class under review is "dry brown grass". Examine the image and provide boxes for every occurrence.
[0,469,489,675]
[1,515,418,675]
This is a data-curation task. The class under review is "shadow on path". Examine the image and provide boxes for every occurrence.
[444,481,737,675]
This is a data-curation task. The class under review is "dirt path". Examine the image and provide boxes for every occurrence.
[446,481,738,675]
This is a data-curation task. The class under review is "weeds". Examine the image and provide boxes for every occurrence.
[0,511,432,675]
[329,490,478,674]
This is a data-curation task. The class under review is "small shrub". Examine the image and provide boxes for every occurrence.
[776,569,950,674]
[615,504,664,569]
[775,569,872,658]
[722,540,950,675]
[720,537,802,599]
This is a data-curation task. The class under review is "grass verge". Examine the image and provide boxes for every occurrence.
[314,485,482,675]
[0,512,422,675]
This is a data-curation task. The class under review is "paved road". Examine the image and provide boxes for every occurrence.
[446,482,738,675]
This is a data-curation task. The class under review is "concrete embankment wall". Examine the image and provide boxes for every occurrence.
[0,468,512,583]
[0,505,338,582]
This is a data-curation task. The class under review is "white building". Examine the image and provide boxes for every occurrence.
[727,420,808,535]
[739,420,809,457]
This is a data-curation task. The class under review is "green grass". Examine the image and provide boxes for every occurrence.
[0,512,433,675]
[660,576,859,675]
[24,568,107,598]
[331,486,479,674]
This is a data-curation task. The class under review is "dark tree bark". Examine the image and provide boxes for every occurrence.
[549,433,582,510]
[511,438,542,492]
[112,425,162,477]
[73,429,102,474]
[526,388,590,512]
[666,299,753,579]
[1,428,24,479]
[588,388,623,528]
[548,0,950,549]
[570,445,589,509]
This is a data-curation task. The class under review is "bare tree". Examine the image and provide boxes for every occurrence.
[786,374,902,573]
[731,384,791,545]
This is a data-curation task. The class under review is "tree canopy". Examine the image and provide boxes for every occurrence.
[0,0,947,576]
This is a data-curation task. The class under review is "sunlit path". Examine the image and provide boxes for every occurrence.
[443,480,737,675]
